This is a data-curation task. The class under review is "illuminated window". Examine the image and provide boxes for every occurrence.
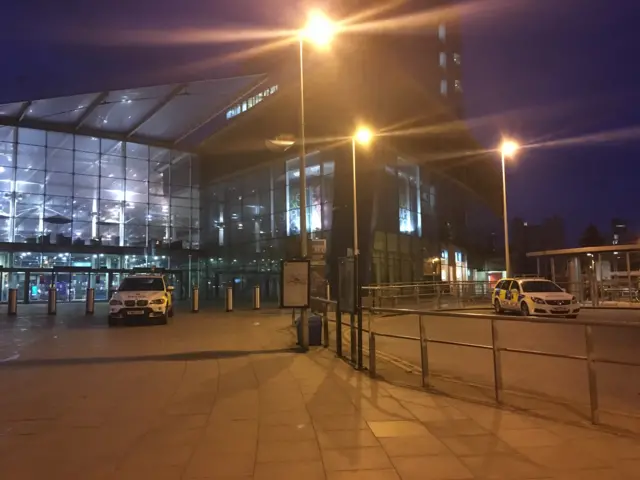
[453,53,461,65]
[454,80,462,92]
[439,52,447,68]
[438,24,446,41]
[226,85,279,120]
[440,80,448,96]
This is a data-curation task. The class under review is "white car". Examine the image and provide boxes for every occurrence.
[492,278,580,318]
[108,274,174,326]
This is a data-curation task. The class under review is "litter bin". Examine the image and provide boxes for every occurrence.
[296,314,322,346]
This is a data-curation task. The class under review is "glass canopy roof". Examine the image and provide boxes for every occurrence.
[0,74,268,151]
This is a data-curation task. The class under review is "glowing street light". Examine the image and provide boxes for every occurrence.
[354,127,373,146]
[499,139,520,277]
[501,140,519,158]
[296,10,337,350]
[300,10,336,47]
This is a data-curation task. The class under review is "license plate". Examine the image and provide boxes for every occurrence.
[127,310,144,316]
[552,308,569,313]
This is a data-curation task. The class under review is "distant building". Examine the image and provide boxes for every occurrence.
[611,218,630,245]
[511,216,566,275]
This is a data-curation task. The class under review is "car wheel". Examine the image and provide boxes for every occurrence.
[158,310,168,325]
[520,302,530,316]
[168,306,174,318]
[567,314,578,319]
[494,299,504,314]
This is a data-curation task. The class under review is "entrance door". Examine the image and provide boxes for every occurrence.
[70,272,90,302]
[31,272,54,303]
[110,272,122,299]
[56,273,71,302]
[95,272,108,301]
[9,272,27,303]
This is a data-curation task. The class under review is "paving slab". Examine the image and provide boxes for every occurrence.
[0,308,638,479]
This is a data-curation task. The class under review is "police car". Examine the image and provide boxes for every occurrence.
[108,274,174,326]
[492,278,580,318]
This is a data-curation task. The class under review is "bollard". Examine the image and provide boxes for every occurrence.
[253,285,260,310]
[325,281,331,301]
[191,285,199,313]
[48,286,57,315]
[85,288,95,315]
[7,288,17,316]
[225,286,233,312]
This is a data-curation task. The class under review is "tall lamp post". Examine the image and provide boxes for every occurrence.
[500,140,519,277]
[352,127,373,369]
[298,11,335,349]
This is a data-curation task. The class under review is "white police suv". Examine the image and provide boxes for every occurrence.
[108,274,174,326]
[492,277,580,318]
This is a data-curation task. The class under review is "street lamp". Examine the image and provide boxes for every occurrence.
[500,139,519,277]
[297,11,336,349]
[351,127,373,257]
[352,126,373,370]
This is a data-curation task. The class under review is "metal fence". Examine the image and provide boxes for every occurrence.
[362,281,493,310]
[364,279,640,310]
[555,279,640,307]
[310,296,640,429]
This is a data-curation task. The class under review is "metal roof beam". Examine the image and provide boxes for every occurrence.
[75,91,109,130]
[17,101,32,121]
[0,115,192,153]
[173,75,269,147]
[126,83,187,138]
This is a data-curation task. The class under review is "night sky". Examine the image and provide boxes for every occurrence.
[2,0,639,245]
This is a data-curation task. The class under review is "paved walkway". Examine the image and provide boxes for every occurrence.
[0,309,638,479]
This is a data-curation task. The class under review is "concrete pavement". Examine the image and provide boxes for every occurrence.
[0,307,639,479]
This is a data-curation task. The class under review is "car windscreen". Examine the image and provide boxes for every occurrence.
[118,277,164,292]
[521,281,563,293]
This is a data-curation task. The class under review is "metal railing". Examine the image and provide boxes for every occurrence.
[362,281,493,310]
[311,296,640,426]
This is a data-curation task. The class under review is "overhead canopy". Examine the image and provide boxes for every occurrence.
[0,74,268,151]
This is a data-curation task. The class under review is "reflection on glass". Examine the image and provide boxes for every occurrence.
[0,129,200,249]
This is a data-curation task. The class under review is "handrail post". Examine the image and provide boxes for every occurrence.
[350,312,357,366]
[490,317,503,404]
[435,284,441,310]
[585,324,600,424]
[369,332,376,377]
[323,301,330,348]
[415,285,420,304]
[418,314,429,388]
[336,301,343,358]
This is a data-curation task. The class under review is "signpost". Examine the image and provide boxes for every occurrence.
[280,260,311,308]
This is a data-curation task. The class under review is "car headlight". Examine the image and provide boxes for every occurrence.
[571,296,577,304]
[531,297,546,305]
[150,298,166,305]
[109,299,122,306]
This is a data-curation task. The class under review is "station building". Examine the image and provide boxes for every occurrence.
[0,14,500,303]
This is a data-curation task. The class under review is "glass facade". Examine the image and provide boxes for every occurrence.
[204,152,334,272]
[0,126,200,248]
[204,150,432,287]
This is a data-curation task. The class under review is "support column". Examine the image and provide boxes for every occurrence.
[626,252,632,304]
[597,253,604,305]
[550,257,556,282]
[536,257,540,276]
